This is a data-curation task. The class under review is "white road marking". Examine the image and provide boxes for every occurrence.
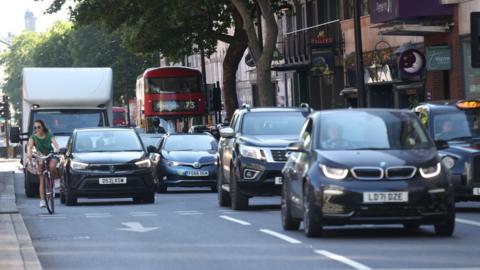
[175,210,203,215]
[85,213,112,218]
[38,214,66,219]
[456,218,480,227]
[117,222,159,233]
[315,250,371,270]
[130,212,157,217]
[219,215,251,226]
[73,236,91,240]
[259,229,302,244]
[381,268,480,270]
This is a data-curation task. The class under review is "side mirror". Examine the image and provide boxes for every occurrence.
[435,140,449,150]
[58,147,68,155]
[10,126,20,143]
[287,141,307,153]
[220,127,235,139]
[147,145,158,153]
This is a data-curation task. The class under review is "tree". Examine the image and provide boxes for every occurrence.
[46,0,247,120]
[231,0,280,106]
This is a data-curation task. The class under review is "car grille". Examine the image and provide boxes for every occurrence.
[88,164,137,171]
[473,156,480,184]
[271,150,288,162]
[385,167,417,179]
[351,167,383,180]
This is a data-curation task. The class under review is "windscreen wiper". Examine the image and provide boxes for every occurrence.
[350,147,391,150]
[447,136,473,141]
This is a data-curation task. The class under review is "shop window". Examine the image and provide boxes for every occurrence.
[462,40,480,99]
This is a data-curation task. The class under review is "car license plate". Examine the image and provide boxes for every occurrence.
[275,177,283,185]
[186,171,209,177]
[99,177,127,185]
[474,188,480,196]
[363,192,408,203]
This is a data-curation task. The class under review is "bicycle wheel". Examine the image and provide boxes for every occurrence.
[44,173,55,214]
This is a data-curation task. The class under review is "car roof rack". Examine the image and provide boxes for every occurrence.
[241,103,251,111]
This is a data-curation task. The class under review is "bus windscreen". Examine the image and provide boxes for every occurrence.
[148,77,201,94]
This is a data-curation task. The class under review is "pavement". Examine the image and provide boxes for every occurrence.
[8,168,480,270]
[0,161,43,270]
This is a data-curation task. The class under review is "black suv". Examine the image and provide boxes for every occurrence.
[216,105,311,210]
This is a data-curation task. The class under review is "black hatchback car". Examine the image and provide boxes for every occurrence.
[414,100,480,202]
[60,128,156,205]
[282,109,455,237]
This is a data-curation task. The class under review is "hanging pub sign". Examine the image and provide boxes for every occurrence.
[310,30,333,46]
[398,49,426,76]
[310,47,334,76]
[426,46,452,71]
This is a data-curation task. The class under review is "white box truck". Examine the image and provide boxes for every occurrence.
[10,67,113,197]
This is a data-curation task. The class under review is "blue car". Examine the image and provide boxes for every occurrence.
[156,134,217,192]
[415,100,480,202]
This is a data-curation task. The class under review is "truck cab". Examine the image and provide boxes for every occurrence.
[10,68,113,197]
[414,100,480,202]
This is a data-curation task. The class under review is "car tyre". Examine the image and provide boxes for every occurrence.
[60,190,66,204]
[230,168,248,210]
[143,190,155,204]
[434,211,455,237]
[24,172,37,198]
[303,184,323,237]
[156,182,168,193]
[217,166,231,207]
[65,188,77,206]
[281,180,301,231]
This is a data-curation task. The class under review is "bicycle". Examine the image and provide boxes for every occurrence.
[33,152,60,214]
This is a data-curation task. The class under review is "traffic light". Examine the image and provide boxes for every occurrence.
[0,95,11,120]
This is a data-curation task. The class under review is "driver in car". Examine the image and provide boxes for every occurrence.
[437,119,455,140]
[322,123,349,149]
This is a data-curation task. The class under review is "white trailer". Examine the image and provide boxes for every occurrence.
[11,67,113,197]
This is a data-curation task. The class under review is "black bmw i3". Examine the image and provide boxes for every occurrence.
[281,109,455,237]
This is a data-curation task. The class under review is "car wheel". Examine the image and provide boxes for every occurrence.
[24,172,37,198]
[303,184,323,237]
[60,190,66,204]
[434,211,455,237]
[230,167,248,210]
[217,166,231,207]
[281,180,301,231]
[210,185,218,192]
[156,182,168,193]
[65,188,77,206]
[143,190,155,204]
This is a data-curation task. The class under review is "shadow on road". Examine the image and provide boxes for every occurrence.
[248,204,280,211]
[456,206,480,213]
[317,227,442,239]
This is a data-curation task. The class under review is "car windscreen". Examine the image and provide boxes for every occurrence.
[318,111,433,150]
[163,135,217,151]
[32,110,106,136]
[140,135,163,147]
[432,109,480,141]
[241,112,306,136]
[74,130,143,152]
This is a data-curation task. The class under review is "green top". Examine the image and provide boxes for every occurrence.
[31,132,54,155]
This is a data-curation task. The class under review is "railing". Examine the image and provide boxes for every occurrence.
[283,20,342,65]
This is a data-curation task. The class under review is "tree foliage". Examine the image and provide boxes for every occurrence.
[0,22,157,114]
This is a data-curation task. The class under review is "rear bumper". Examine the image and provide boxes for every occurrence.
[66,169,154,198]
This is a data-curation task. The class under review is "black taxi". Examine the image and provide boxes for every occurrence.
[414,100,480,202]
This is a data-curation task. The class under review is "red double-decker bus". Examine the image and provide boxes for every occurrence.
[134,67,206,132]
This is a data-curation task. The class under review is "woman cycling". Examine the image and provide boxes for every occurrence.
[26,120,61,208]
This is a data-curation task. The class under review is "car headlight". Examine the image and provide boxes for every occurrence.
[441,156,455,169]
[71,160,88,170]
[419,162,441,178]
[239,145,265,160]
[135,159,152,168]
[167,161,181,167]
[320,164,348,180]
